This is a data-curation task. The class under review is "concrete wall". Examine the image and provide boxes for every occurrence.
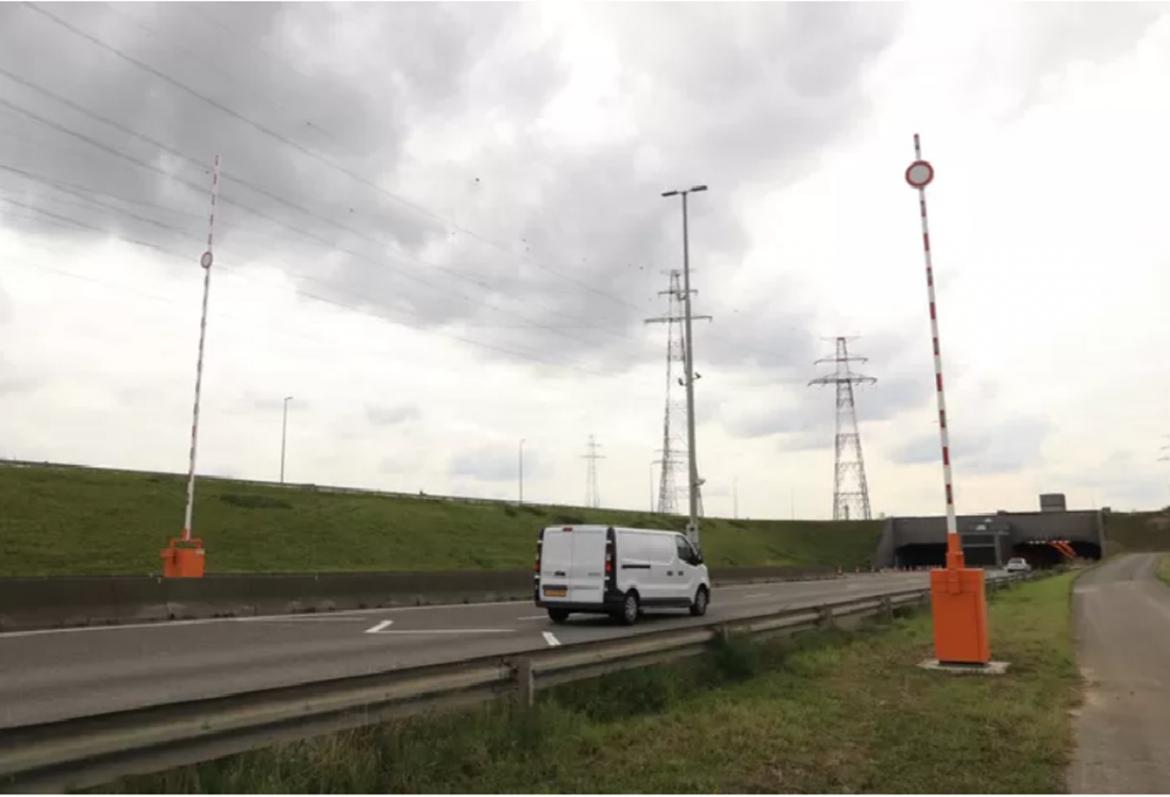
[0,565,835,632]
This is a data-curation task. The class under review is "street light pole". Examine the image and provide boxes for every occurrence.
[662,184,707,549]
[280,396,293,484]
[518,438,525,505]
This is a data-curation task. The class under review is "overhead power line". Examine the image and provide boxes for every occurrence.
[0,66,632,343]
[0,96,627,352]
[23,1,643,313]
[0,198,616,377]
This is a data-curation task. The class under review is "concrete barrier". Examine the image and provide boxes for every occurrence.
[0,565,835,632]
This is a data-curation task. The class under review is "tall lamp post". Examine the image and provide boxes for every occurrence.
[661,184,706,549]
[518,438,526,505]
[280,396,293,484]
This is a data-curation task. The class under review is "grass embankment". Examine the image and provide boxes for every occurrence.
[1158,555,1170,587]
[109,573,1080,794]
[0,462,879,577]
[1102,509,1170,556]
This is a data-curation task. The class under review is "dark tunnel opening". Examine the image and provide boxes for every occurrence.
[894,544,946,568]
[1013,541,1102,567]
[894,539,1101,570]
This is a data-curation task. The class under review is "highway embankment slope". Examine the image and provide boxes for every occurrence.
[0,460,878,576]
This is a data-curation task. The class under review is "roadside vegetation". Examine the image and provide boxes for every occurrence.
[108,573,1080,793]
[0,461,879,576]
[1103,509,1170,556]
[1157,555,1170,587]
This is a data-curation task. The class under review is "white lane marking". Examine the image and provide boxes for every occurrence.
[367,629,513,635]
[518,614,548,620]
[542,631,561,647]
[364,620,394,634]
[0,598,532,639]
[742,592,770,599]
[0,577,931,640]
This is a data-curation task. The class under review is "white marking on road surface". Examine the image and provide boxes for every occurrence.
[518,614,548,620]
[0,598,533,639]
[742,592,770,599]
[0,575,931,640]
[542,631,561,647]
[367,629,513,635]
[365,620,394,634]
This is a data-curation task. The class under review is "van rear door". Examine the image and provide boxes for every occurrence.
[568,527,606,605]
[539,528,573,602]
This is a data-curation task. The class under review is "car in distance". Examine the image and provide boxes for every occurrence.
[534,525,710,625]
[1004,557,1032,573]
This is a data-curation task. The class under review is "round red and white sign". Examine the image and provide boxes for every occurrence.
[905,160,934,188]
[200,251,213,268]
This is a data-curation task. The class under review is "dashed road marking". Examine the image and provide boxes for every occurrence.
[742,592,770,599]
[365,620,394,634]
[518,614,547,621]
[369,629,513,635]
[542,631,561,647]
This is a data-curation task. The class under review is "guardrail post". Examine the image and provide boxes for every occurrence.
[880,596,894,620]
[817,605,835,628]
[514,658,535,707]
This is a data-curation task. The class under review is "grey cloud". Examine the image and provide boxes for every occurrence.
[0,2,905,377]
[449,443,533,483]
[719,330,928,440]
[891,415,1052,475]
[248,395,302,412]
[378,451,421,475]
[1057,450,1170,511]
[366,403,420,426]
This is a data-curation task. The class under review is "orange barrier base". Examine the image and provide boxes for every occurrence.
[161,537,205,578]
[929,566,989,664]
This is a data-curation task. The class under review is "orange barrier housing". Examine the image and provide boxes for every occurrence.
[930,566,989,664]
[928,534,990,664]
[161,537,205,578]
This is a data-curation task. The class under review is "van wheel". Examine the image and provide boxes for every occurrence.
[690,586,709,617]
[616,591,639,626]
[547,608,569,624]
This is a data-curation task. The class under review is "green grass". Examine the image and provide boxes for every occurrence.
[0,461,880,576]
[108,573,1080,793]
[1158,555,1170,587]
[1102,509,1170,556]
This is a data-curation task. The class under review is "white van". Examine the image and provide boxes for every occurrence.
[534,525,711,625]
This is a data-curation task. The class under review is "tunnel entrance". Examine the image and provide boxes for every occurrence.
[895,543,1006,569]
[1013,540,1101,568]
[894,544,946,568]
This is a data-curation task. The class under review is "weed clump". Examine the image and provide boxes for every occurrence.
[710,631,761,680]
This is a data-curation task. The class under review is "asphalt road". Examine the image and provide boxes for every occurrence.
[0,571,936,730]
[1069,553,1170,793]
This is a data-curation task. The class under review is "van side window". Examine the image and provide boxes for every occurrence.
[676,536,692,562]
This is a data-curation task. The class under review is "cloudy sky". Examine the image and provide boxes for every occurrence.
[2,1,1169,522]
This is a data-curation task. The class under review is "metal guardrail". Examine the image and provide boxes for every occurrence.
[0,574,1034,793]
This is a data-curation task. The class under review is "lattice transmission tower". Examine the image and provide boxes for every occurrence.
[646,270,709,515]
[582,434,604,509]
[809,337,877,520]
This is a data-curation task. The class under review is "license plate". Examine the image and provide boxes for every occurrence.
[543,586,567,598]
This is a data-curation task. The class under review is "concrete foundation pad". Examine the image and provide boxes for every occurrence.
[917,659,1009,675]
